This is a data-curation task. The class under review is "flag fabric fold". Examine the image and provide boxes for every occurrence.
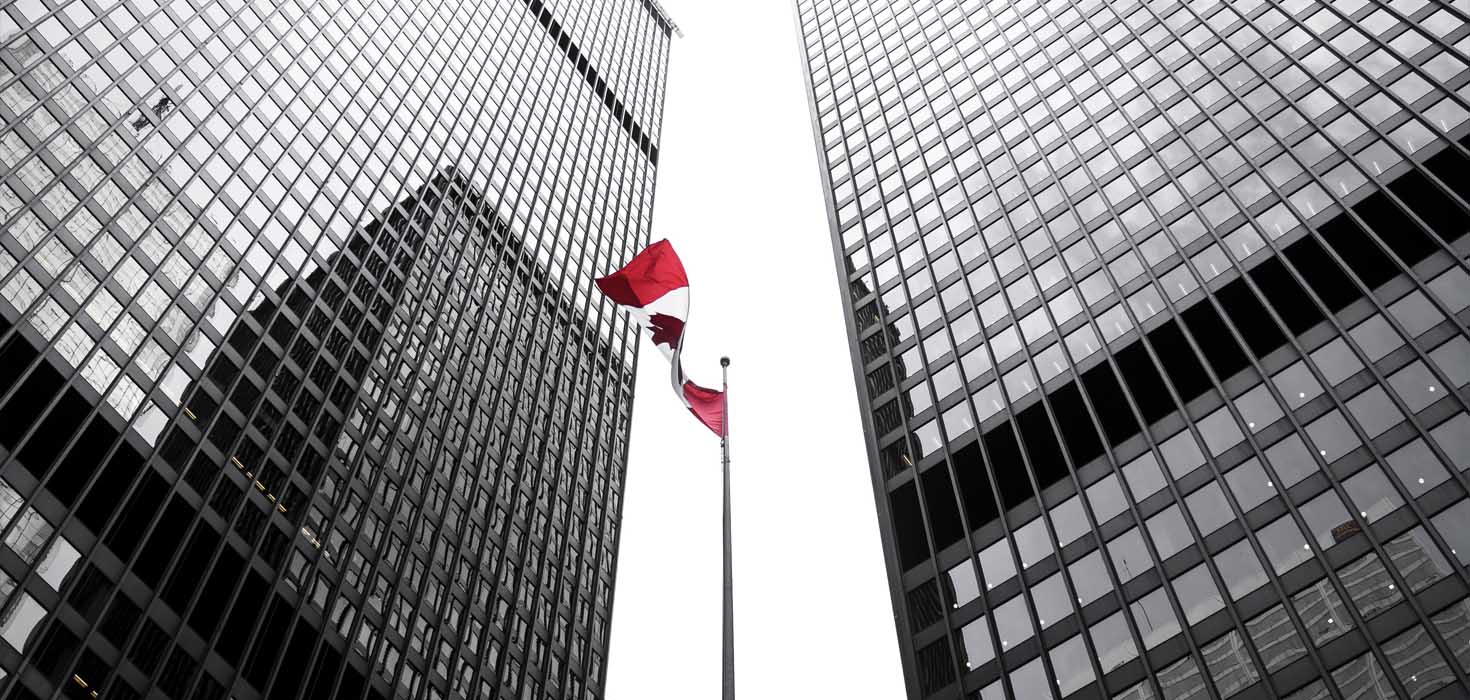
[596,240,725,435]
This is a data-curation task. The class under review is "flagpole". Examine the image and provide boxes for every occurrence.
[720,356,734,700]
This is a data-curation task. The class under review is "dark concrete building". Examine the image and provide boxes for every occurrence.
[0,0,672,697]
[795,0,1470,698]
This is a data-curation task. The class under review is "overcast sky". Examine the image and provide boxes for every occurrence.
[603,2,906,698]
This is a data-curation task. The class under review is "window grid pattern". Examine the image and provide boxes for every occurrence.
[797,0,1470,698]
[0,0,671,699]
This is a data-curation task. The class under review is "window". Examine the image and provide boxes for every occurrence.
[1108,528,1154,583]
[1159,429,1206,478]
[1032,574,1071,629]
[1123,450,1167,500]
[945,560,980,608]
[1130,586,1180,649]
[0,594,47,652]
[1201,630,1260,698]
[1185,482,1233,537]
[1258,515,1311,574]
[1385,439,1450,498]
[959,614,994,668]
[1224,458,1276,511]
[1341,551,1401,620]
[1173,564,1224,625]
[1246,604,1306,673]
[1070,550,1114,607]
[979,538,1017,589]
[1387,527,1454,593]
[1343,465,1404,522]
[1050,634,1095,696]
[992,594,1035,651]
[1383,625,1455,697]
[1300,490,1352,550]
[1147,505,1193,560]
[1296,580,1357,651]
[1264,435,1319,488]
[1215,539,1269,600]
[1090,610,1138,673]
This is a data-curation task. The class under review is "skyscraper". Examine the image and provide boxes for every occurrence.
[795,0,1470,698]
[0,0,672,697]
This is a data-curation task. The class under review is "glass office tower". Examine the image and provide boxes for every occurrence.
[0,0,672,697]
[795,0,1470,698]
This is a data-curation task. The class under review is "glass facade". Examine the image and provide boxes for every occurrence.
[795,0,1470,698]
[0,0,671,698]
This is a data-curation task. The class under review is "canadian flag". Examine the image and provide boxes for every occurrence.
[596,240,725,436]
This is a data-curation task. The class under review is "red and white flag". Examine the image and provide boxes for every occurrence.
[596,240,725,436]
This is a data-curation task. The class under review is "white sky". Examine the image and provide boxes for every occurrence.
[604,2,906,698]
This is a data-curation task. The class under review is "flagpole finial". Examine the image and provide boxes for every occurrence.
[720,356,730,367]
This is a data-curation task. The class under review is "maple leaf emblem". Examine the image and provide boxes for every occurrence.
[648,313,685,349]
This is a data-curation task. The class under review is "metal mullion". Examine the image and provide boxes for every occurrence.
[1195,0,1470,337]
[549,33,654,692]
[962,2,1290,693]
[0,0,364,474]
[304,7,525,696]
[456,21,621,695]
[942,6,1219,699]
[792,7,933,696]
[1069,2,1458,695]
[0,0,380,679]
[166,0,512,693]
[1303,0,1470,125]
[1004,2,1364,696]
[0,0,262,303]
[871,7,1124,699]
[489,57,590,695]
[1060,2,1404,694]
[591,18,664,672]
[437,55,574,691]
[847,17,1011,698]
[137,0,492,693]
[1147,0,1470,601]
[909,8,1141,699]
